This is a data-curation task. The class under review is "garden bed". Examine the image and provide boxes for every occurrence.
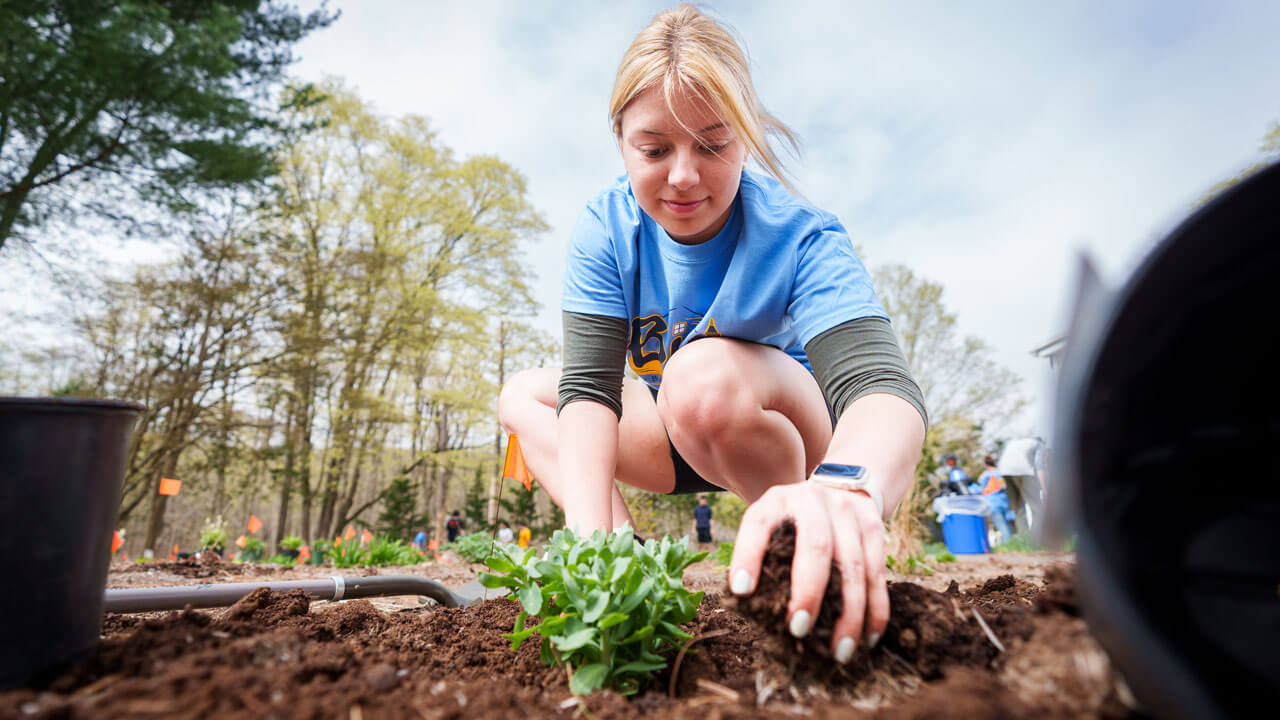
[1,544,1135,719]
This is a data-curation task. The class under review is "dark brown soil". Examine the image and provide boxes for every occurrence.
[0,538,1135,719]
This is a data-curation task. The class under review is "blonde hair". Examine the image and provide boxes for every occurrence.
[609,4,799,188]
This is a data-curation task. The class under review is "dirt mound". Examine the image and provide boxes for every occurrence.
[0,550,1127,719]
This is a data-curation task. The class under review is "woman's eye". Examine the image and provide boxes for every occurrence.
[641,147,666,159]
[700,143,729,154]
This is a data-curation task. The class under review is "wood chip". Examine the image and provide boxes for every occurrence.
[695,678,740,703]
[971,608,1005,652]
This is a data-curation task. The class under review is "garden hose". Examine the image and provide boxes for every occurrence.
[103,575,466,613]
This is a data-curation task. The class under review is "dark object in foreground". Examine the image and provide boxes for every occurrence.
[0,397,143,690]
[1054,160,1280,720]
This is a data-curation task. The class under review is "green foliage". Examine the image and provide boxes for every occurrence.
[923,542,957,563]
[500,477,540,531]
[376,475,427,541]
[329,535,421,568]
[199,517,227,549]
[0,0,337,250]
[886,554,934,576]
[266,554,295,565]
[279,535,305,551]
[241,535,266,562]
[442,532,511,564]
[991,532,1042,554]
[364,536,421,566]
[709,542,734,569]
[478,527,707,696]
[463,468,489,530]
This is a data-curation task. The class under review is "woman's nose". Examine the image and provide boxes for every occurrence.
[668,149,699,190]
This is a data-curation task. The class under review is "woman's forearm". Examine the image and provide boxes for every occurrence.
[820,392,926,520]
[558,400,621,532]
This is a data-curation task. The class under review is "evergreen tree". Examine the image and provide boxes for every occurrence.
[500,477,541,531]
[376,475,427,542]
[463,467,488,531]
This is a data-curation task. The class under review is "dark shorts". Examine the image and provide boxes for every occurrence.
[647,382,837,495]
[696,526,713,543]
[648,385,722,495]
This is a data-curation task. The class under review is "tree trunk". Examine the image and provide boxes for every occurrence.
[142,443,185,553]
[431,405,451,549]
[274,405,295,550]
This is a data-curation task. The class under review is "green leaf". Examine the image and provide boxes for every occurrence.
[570,663,609,695]
[608,556,633,587]
[618,576,654,614]
[519,583,544,615]
[614,658,667,674]
[561,566,584,606]
[621,625,654,643]
[503,626,538,650]
[598,612,629,629]
[484,553,516,573]
[478,572,517,589]
[554,628,598,652]
[582,590,611,623]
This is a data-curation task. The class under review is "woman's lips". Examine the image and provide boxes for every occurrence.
[663,198,705,215]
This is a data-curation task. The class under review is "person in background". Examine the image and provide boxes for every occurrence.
[517,525,532,549]
[445,510,464,543]
[497,520,515,544]
[412,529,427,552]
[940,454,970,496]
[692,495,714,545]
[976,454,1015,542]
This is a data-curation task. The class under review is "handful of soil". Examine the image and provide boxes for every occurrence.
[724,518,843,668]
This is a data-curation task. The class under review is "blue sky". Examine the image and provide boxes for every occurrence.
[289,1,1280,436]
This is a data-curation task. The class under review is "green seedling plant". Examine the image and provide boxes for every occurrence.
[443,532,517,564]
[478,526,706,696]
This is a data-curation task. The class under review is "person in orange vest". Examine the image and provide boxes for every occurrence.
[517,525,531,549]
[976,455,1014,542]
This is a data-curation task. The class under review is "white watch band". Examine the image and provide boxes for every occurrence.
[811,466,885,518]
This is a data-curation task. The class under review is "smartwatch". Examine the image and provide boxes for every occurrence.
[811,463,884,518]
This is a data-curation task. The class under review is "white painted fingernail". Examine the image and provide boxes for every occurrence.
[867,632,881,649]
[730,569,752,595]
[835,637,855,664]
[789,610,812,638]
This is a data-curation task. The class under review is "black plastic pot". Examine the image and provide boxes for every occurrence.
[1051,162,1280,719]
[0,397,143,690]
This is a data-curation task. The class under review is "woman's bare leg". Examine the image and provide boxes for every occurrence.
[657,338,833,502]
[497,368,675,530]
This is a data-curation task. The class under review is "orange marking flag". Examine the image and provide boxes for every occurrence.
[111,531,123,554]
[158,478,181,496]
[299,545,311,561]
[502,434,534,491]
[427,539,438,551]
[361,528,373,545]
[247,515,263,534]
[235,535,247,548]
[344,524,356,541]
[169,543,178,561]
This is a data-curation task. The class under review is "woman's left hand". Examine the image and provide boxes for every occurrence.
[728,481,889,664]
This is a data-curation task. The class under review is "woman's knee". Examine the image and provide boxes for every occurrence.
[498,367,558,434]
[658,340,755,441]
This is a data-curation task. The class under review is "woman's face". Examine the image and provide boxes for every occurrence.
[617,87,746,244]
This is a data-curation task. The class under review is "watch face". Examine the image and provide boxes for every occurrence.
[815,463,866,479]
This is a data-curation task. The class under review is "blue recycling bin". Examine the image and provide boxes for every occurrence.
[932,495,990,554]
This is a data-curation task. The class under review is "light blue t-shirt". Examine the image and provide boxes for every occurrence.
[562,169,886,389]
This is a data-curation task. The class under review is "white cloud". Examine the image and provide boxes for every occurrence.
[286,0,1280,438]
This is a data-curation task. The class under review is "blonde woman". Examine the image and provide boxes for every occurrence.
[498,4,926,663]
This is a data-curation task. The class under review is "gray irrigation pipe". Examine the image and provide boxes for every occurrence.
[103,575,469,613]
